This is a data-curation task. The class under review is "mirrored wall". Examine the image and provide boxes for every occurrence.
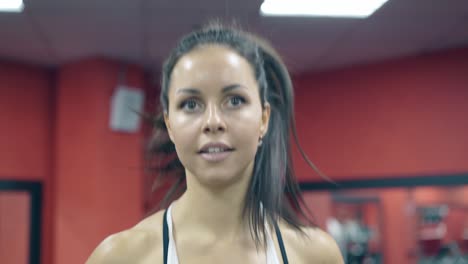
[301,175,468,264]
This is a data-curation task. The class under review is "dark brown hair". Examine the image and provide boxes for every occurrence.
[146,22,329,248]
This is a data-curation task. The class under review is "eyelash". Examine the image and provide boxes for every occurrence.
[179,99,200,112]
[227,96,246,107]
[179,96,246,112]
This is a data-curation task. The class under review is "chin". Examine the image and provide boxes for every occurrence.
[196,170,244,188]
[182,153,256,188]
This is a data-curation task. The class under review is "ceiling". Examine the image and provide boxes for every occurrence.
[1,0,468,74]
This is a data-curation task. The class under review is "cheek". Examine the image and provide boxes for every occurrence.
[167,116,198,159]
[229,110,263,151]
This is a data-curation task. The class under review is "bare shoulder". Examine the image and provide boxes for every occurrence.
[86,210,165,264]
[279,223,344,264]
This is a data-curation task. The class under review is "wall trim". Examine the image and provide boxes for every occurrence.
[299,173,468,191]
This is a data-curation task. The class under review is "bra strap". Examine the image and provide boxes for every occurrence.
[274,223,289,264]
[163,209,169,264]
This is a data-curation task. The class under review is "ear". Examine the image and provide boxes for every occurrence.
[163,112,175,142]
[260,102,271,137]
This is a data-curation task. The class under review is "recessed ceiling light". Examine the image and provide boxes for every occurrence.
[0,0,24,12]
[260,0,389,18]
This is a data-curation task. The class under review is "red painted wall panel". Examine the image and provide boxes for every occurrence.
[0,62,53,180]
[0,62,53,264]
[53,58,146,264]
[293,47,468,181]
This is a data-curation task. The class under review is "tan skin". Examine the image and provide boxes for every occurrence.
[86,45,344,264]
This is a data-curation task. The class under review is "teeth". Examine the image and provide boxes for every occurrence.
[207,147,226,153]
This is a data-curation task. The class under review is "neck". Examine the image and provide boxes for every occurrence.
[172,165,254,241]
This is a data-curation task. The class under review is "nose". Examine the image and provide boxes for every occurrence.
[202,103,226,134]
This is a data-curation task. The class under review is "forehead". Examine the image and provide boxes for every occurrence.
[169,45,257,92]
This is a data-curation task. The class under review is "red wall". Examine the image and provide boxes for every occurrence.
[0,59,147,264]
[53,58,146,264]
[0,62,53,179]
[0,61,53,264]
[293,47,468,181]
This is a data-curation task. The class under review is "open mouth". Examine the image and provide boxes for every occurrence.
[198,148,234,162]
[198,147,235,154]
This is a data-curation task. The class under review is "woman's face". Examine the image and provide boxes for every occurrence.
[164,44,270,187]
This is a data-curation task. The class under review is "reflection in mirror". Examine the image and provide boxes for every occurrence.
[303,185,468,264]
[0,192,30,264]
[413,186,468,264]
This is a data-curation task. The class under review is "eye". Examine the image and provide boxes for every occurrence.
[180,99,202,112]
[226,96,246,108]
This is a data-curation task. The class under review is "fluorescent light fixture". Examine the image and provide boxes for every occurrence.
[0,0,24,12]
[260,0,389,18]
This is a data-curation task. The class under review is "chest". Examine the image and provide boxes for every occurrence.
[178,241,269,264]
[138,243,269,264]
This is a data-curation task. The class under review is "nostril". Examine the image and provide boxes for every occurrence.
[203,126,225,133]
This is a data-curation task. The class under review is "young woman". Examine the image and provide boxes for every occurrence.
[87,23,344,264]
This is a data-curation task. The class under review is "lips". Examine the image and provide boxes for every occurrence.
[198,142,235,162]
[198,142,234,154]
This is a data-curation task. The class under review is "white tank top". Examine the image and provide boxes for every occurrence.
[164,204,283,264]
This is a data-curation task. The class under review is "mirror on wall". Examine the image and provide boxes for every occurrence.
[302,179,468,264]
[0,192,30,264]
[0,181,42,264]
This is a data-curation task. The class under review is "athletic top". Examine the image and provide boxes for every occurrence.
[162,204,289,264]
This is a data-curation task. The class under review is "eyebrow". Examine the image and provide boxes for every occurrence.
[176,84,246,95]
